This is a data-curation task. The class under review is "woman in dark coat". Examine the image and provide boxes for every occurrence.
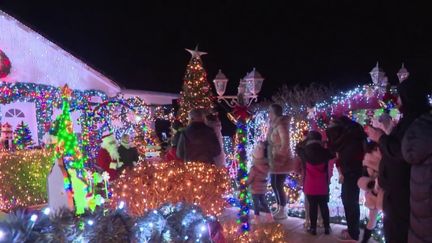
[402,105,432,242]
[366,77,430,243]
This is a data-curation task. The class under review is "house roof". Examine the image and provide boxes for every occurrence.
[0,10,121,95]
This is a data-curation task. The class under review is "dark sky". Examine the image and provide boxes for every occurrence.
[1,1,432,98]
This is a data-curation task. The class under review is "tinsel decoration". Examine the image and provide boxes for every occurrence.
[109,161,231,217]
[0,49,11,78]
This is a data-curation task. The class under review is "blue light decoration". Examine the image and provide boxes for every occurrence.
[0,203,221,243]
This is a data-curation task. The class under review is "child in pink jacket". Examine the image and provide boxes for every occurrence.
[246,142,271,222]
[297,131,334,235]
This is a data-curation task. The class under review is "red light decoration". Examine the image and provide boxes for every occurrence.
[0,49,12,79]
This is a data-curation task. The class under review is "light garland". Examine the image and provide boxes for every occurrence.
[235,119,250,233]
[109,161,231,217]
[0,81,108,145]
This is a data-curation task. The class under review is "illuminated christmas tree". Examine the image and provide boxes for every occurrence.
[52,85,89,215]
[54,85,86,169]
[13,121,33,149]
[177,46,214,124]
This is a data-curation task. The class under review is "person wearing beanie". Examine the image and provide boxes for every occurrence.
[297,131,334,235]
[96,133,123,180]
[246,142,271,223]
[366,77,431,243]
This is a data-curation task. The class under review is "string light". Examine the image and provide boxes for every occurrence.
[235,120,250,233]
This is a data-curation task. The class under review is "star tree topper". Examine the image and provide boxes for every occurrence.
[185,45,207,59]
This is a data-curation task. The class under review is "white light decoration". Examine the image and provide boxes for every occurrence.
[87,220,94,226]
[30,214,38,222]
[0,11,120,95]
[43,207,50,215]
[200,224,206,232]
[118,201,125,210]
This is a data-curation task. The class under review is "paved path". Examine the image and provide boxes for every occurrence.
[220,208,377,242]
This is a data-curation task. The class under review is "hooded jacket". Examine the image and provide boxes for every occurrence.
[402,111,432,243]
[326,117,366,175]
[377,77,430,243]
[297,134,334,195]
[176,122,221,164]
[266,116,295,173]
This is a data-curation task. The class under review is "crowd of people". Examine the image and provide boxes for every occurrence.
[93,77,431,243]
[252,77,431,243]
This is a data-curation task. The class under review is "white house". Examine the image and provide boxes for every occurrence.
[0,10,178,144]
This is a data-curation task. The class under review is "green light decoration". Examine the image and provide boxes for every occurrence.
[13,121,34,150]
[52,85,92,215]
[68,169,88,215]
[53,85,85,169]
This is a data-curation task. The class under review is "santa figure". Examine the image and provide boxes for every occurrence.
[96,133,123,180]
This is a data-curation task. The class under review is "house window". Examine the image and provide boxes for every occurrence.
[5,109,25,118]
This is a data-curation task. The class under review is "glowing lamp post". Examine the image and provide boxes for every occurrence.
[213,68,264,233]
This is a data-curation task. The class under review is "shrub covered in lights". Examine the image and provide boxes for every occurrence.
[110,161,231,217]
[0,203,222,243]
[0,149,53,212]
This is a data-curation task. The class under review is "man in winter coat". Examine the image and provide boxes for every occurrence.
[118,134,139,170]
[326,116,366,241]
[96,133,123,180]
[176,109,221,164]
[266,104,295,220]
[402,110,432,243]
[204,110,226,168]
[366,77,430,243]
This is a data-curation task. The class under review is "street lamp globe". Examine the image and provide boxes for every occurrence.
[397,63,409,83]
[213,69,228,96]
[369,62,387,86]
[244,68,264,96]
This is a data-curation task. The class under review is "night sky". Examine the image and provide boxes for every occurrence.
[1,1,431,98]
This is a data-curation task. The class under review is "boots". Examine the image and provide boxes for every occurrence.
[273,205,288,220]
